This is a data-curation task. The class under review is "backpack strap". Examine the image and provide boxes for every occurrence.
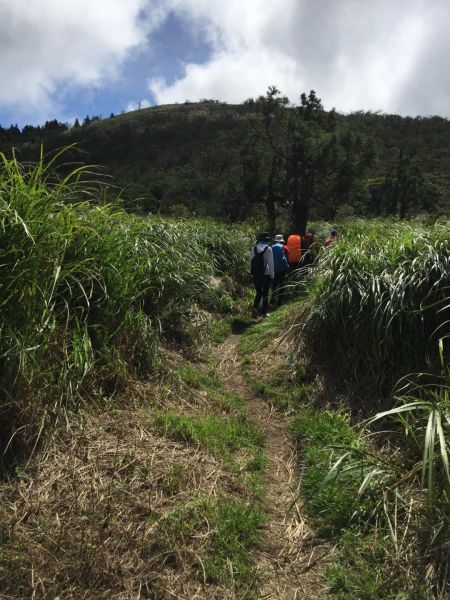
[254,245,268,255]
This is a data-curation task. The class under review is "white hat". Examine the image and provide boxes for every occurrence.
[274,234,285,243]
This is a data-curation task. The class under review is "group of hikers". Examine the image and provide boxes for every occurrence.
[250,229,339,318]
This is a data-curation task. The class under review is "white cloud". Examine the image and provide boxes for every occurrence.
[2,0,449,121]
[0,0,166,118]
[149,0,450,116]
[149,48,299,104]
[125,98,151,112]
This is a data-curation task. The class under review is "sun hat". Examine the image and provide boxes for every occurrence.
[273,234,285,243]
[257,231,271,242]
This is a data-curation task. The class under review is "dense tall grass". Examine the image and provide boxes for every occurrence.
[0,152,249,458]
[303,219,450,395]
[292,219,450,597]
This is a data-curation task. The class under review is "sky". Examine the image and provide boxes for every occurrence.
[1,0,449,127]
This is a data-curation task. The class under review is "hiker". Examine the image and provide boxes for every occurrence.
[271,234,289,306]
[324,229,339,247]
[300,230,316,268]
[286,232,302,273]
[250,232,274,318]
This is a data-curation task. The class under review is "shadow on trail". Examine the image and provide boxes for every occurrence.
[230,317,253,334]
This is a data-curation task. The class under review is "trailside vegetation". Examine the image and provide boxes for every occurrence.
[0,152,268,598]
[0,151,249,465]
[288,219,450,598]
[240,275,449,597]
[303,219,450,396]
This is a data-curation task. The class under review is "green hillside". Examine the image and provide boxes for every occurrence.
[2,97,450,225]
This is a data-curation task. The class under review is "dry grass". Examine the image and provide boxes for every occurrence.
[0,387,252,600]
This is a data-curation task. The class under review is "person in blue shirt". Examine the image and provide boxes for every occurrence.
[271,234,289,306]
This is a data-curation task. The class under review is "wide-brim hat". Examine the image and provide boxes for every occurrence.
[274,234,285,243]
[257,231,271,242]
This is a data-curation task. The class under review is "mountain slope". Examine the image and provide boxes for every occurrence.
[3,101,450,219]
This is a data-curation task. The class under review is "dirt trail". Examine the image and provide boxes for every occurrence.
[216,334,328,600]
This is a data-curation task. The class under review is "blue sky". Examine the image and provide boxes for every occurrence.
[0,6,212,127]
[1,0,450,129]
[56,12,210,123]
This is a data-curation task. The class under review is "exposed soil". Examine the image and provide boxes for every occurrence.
[215,334,330,599]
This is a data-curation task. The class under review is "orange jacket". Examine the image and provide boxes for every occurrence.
[286,235,302,264]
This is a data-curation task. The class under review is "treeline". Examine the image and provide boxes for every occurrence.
[2,93,450,227]
[0,114,108,145]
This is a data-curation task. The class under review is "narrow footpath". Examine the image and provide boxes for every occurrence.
[215,333,328,600]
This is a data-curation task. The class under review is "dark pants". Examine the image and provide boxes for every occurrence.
[300,251,315,268]
[252,274,272,315]
[271,270,287,305]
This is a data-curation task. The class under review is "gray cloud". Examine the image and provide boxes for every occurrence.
[150,0,450,116]
[392,2,450,115]
[1,0,449,120]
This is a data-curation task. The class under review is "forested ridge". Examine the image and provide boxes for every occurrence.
[2,93,450,225]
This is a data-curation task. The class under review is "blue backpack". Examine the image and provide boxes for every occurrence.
[272,243,289,272]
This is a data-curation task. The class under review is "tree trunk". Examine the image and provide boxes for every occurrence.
[265,155,278,236]
[394,147,404,217]
[292,164,312,235]
[398,188,408,219]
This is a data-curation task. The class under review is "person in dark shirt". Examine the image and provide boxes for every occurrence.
[300,230,316,267]
[249,232,274,318]
[324,229,339,247]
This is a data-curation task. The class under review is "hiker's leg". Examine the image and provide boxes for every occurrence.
[271,272,280,304]
[262,276,271,315]
[287,264,298,297]
[253,275,263,309]
[277,271,286,304]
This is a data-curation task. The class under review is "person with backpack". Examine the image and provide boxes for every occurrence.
[250,232,274,318]
[271,234,289,306]
[286,232,302,272]
[300,230,316,268]
[324,229,339,247]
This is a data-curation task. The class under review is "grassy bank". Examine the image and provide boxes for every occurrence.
[239,229,450,599]
[0,152,250,463]
[303,218,450,398]
[0,152,275,598]
[0,355,267,598]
